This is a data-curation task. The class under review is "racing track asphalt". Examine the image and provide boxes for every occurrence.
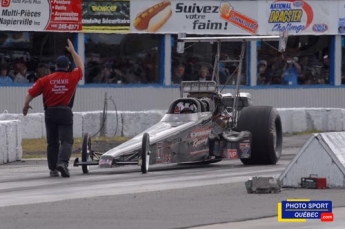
[0,134,344,229]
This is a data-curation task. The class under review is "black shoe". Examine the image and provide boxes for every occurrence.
[56,163,70,178]
[50,169,59,177]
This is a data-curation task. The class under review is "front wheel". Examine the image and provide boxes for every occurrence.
[81,133,91,174]
[237,106,282,165]
[141,133,150,174]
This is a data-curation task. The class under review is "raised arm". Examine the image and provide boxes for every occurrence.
[65,39,84,71]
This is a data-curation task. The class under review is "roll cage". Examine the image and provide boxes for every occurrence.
[177,34,285,128]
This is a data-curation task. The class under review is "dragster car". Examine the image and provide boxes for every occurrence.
[74,35,283,174]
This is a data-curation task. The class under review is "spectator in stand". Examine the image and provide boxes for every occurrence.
[320,55,330,84]
[257,60,271,85]
[27,71,38,83]
[196,65,211,81]
[35,63,51,79]
[185,56,199,80]
[218,61,227,84]
[298,55,315,84]
[13,58,30,83]
[0,63,13,84]
[281,55,301,86]
[94,63,113,83]
[172,64,190,84]
[109,68,125,84]
[143,53,156,83]
[85,61,101,83]
[219,53,230,84]
[270,54,286,84]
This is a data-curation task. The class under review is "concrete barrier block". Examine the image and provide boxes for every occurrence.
[121,110,164,137]
[0,114,42,139]
[304,108,343,132]
[6,121,17,163]
[0,113,18,121]
[0,122,7,164]
[278,108,307,134]
[38,113,46,138]
[73,112,83,138]
[121,112,141,137]
[291,109,307,133]
[324,108,344,132]
[342,109,345,131]
[277,108,293,133]
[15,120,23,161]
[82,111,102,137]
[22,114,44,139]
[104,111,123,137]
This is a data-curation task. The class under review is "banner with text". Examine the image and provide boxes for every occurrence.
[130,0,259,34]
[265,0,332,35]
[0,0,82,32]
[130,0,342,35]
[82,0,130,33]
[338,1,345,34]
[0,0,343,34]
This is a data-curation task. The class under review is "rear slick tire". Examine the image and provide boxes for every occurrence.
[237,106,282,165]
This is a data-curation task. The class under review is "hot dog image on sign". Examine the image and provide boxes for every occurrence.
[132,0,172,32]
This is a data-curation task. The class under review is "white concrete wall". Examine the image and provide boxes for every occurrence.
[279,108,345,133]
[1,108,345,164]
[0,108,342,139]
[4,87,345,114]
[0,120,22,164]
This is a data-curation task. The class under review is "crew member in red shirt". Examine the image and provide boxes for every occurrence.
[22,39,84,178]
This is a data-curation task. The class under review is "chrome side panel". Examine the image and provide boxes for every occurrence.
[100,112,213,165]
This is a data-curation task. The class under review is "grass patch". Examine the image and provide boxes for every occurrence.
[282,130,321,137]
[22,136,129,159]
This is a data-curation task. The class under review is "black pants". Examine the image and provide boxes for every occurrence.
[44,107,73,170]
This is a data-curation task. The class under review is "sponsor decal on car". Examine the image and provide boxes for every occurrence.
[190,149,208,156]
[190,127,212,138]
[240,142,250,158]
[192,137,208,147]
[156,142,172,164]
[99,158,112,166]
[223,149,238,159]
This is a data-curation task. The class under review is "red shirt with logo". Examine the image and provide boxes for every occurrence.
[28,68,83,108]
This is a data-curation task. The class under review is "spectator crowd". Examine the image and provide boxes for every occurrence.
[257,53,331,86]
[0,58,52,84]
[171,53,332,86]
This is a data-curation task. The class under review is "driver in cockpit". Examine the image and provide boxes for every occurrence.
[180,108,194,114]
[173,102,197,114]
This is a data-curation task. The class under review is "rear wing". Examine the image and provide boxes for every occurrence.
[180,81,217,98]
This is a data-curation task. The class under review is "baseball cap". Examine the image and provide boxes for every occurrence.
[259,60,267,66]
[0,63,8,71]
[55,55,70,70]
[14,58,27,66]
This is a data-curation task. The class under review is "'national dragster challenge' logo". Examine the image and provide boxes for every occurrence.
[268,0,313,33]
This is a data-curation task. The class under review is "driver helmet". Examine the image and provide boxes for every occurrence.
[180,108,194,114]
[180,103,197,114]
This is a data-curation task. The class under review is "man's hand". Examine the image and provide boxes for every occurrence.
[65,39,75,53]
[22,104,32,116]
[66,38,84,70]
